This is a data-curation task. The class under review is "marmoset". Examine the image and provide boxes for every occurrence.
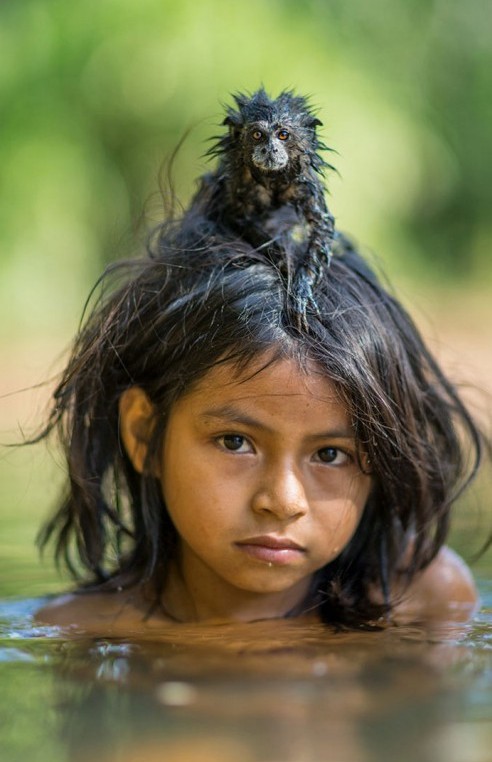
[187,88,338,289]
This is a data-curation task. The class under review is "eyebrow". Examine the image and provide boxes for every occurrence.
[198,404,355,440]
[200,405,270,430]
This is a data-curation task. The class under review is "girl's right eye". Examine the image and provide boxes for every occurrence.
[217,434,253,453]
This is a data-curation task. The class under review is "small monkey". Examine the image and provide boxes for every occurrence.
[187,88,338,299]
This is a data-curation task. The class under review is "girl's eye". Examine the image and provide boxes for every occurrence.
[277,129,289,141]
[218,435,253,453]
[315,448,349,465]
[252,130,263,141]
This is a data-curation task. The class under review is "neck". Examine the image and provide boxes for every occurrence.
[161,559,315,624]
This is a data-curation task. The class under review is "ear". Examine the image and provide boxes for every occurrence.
[222,114,242,140]
[119,387,156,474]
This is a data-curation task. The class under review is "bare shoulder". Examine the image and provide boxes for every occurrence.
[36,591,125,628]
[392,546,479,623]
[35,588,174,635]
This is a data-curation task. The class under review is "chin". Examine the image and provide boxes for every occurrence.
[232,573,307,596]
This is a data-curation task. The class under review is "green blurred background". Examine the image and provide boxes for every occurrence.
[1,0,491,598]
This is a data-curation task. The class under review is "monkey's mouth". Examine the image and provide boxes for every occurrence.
[252,155,288,172]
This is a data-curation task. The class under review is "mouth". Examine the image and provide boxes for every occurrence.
[254,159,286,172]
[235,536,305,566]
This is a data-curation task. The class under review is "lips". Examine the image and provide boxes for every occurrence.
[239,535,303,550]
[235,535,305,565]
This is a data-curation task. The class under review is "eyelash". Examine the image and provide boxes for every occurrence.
[215,435,351,466]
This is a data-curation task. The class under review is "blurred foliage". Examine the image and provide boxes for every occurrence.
[0,661,66,762]
[0,0,491,595]
[1,0,492,342]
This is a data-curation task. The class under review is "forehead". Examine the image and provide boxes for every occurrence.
[179,356,349,426]
[247,118,294,132]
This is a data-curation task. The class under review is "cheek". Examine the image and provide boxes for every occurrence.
[160,449,238,534]
[251,145,264,163]
[316,509,360,564]
[319,478,371,555]
[277,144,289,162]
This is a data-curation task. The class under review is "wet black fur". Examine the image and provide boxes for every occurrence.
[187,88,338,315]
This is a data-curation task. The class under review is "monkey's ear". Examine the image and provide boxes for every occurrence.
[223,116,242,140]
[223,115,240,129]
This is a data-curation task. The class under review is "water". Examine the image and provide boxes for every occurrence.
[0,585,491,762]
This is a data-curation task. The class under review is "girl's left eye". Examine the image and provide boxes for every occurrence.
[315,448,349,466]
[277,129,289,141]
[217,435,253,453]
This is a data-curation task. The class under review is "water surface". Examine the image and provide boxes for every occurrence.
[0,584,490,762]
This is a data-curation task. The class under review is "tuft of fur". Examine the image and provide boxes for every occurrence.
[186,88,338,318]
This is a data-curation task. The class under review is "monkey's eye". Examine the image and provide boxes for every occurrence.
[252,130,263,141]
[277,129,290,141]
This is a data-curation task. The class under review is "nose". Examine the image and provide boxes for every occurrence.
[251,461,308,520]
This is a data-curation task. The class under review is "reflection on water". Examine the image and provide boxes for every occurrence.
[0,589,491,762]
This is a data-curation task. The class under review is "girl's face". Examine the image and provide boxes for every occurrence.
[157,355,372,621]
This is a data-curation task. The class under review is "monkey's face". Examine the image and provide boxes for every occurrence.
[222,90,324,178]
[243,123,296,173]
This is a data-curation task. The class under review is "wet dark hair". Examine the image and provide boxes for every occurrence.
[37,215,483,627]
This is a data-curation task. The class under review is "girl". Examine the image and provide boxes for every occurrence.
[36,214,483,632]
